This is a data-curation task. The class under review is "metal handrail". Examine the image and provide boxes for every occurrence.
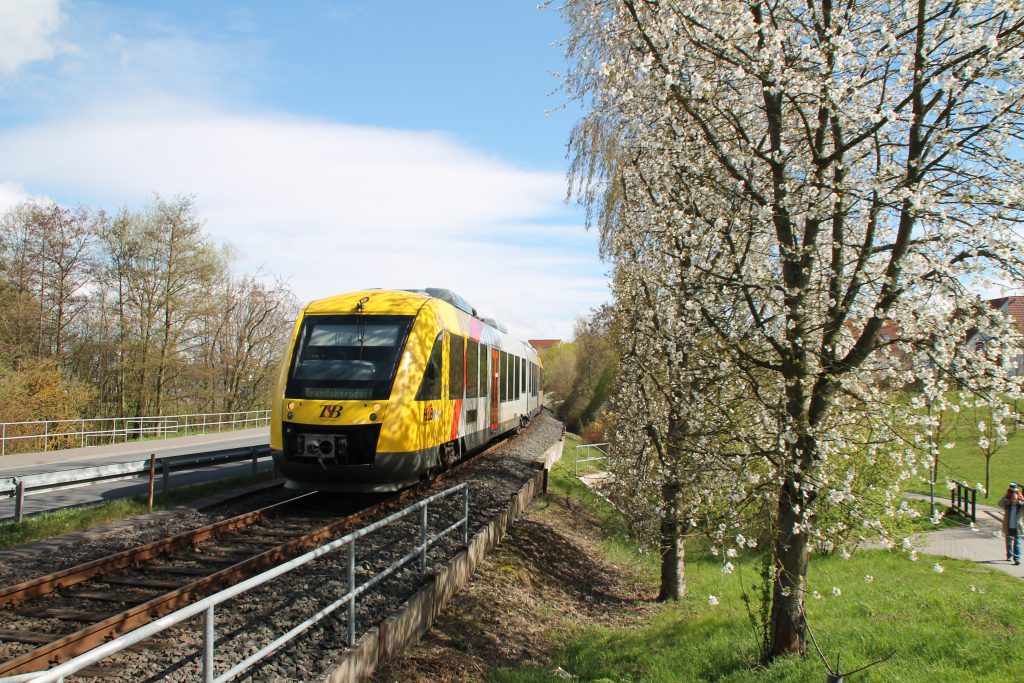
[0,410,271,455]
[574,442,610,477]
[0,483,471,683]
[951,480,978,522]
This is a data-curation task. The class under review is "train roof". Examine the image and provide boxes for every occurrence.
[302,289,508,334]
[304,289,428,316]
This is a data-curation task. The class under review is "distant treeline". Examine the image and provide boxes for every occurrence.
[542,306,617,440]
[0,194,299,425]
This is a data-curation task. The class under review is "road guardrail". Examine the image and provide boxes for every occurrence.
[1,444,272,522]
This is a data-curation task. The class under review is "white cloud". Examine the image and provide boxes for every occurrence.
[0,0,67,75]
[0,97,607,338]
[0,181,32,213]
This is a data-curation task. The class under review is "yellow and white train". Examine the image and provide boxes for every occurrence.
[270,288,543,491]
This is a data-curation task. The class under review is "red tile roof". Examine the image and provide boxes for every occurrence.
[529,339,562,352]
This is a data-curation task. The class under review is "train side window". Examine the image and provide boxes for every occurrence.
[449,333,465,400]
[478,343,488,397]
[466,339,479,399]
[514,356,520,398]
[500,350,508,402]
[415,332,444,401]
[510,350,516,402]
[520,357,526,394]
[508,353,514,401]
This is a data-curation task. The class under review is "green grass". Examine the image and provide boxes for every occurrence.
[517,552,1023,683]
[0,470,273,550]
[495,435,1024,683]
[905,411,1024,500]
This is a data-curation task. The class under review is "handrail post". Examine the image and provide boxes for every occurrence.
[971,487,977,522]
[147,454,156,512]
[203,605,215,683]
[463,485,470,545]
[420,502,429,574]
[14,479,25,522]
[348,538,356,646]
[81,419,85,448]
[43,420,49,452]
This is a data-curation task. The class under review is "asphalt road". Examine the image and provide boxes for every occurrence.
[0,429,272,522]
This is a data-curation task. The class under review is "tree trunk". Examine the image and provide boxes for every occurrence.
[985,455,991,498]
[767,478,810,660]
[657,481,686,601]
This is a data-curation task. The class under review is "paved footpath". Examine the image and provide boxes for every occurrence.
[906,493,1023,580]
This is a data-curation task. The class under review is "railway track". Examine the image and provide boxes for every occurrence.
[0,441,505,679]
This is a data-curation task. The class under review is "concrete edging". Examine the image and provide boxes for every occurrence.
[319,436,565,682]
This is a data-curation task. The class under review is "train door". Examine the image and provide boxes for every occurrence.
[490,347,499,431]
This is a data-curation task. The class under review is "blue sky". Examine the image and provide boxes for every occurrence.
[0,1,606,339]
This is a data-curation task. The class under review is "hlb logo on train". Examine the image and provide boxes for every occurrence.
[319,404,343,419]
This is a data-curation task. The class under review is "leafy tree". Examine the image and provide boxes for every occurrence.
[539,341,577,412]
[563,0,1024,661]
[0,196,298,423]
[559,308,618,434]
[0,358,96,451]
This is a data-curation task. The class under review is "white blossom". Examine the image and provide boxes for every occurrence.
[563,0,1024,652]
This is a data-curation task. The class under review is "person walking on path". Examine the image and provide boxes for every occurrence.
[999,483,1024,566]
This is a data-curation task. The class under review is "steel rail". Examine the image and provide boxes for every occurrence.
[0,435,508,676]
[0,490,316,609]
[5,484,470,683]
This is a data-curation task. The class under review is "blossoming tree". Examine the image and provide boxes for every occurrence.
[562,0,1024,660]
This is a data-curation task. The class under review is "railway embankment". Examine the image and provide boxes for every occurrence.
[0,411,566,681]
[320,416,565,682]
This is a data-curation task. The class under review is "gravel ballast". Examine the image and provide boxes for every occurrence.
[0,411,564,682]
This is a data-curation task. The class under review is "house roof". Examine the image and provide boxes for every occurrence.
[986,296,1024,330]
[529,339,562,352]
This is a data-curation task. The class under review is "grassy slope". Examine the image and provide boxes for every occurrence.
[494,438,1024,683]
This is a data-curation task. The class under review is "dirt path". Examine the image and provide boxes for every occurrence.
[371,493,656,682]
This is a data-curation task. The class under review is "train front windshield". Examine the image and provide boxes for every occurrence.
[286,315,415,401]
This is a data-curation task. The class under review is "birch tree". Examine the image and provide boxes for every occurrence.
[564,0,1024,661]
